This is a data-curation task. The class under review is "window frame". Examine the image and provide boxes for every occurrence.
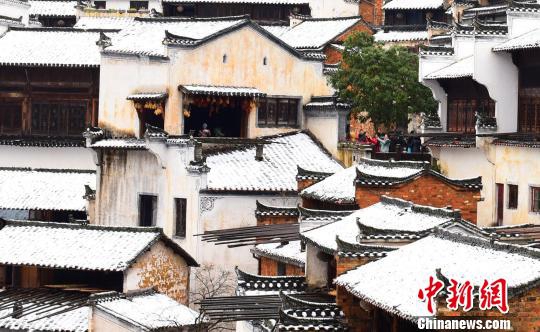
[276,262,286,276]
[30,101,88,137]
[530,186,540,213]
[93,0,106,8]
[174,197,187,238]
[507,184,519,210]
[129,0,149,10]
[257,96,300,128]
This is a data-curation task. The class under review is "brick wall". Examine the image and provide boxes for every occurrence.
[355,174,481,224]
[302,197,358,211]
[359,0,384,26]
[298,178,320,191]
[337,285,373,332]
[437,287,540,332]
[259,257,304,276]
[324,46,343,65]
[336,255,370,276]
[256,215,298,226]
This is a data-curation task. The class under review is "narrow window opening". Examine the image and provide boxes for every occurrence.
[174,198,187,238]
[139,194,158,226]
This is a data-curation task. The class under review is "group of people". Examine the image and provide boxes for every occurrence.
[357,131,422,154]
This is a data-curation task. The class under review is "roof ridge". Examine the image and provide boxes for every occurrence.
[135,15,250,23]
[379,196,461,219]
[9,27,115,32]
[0,167,96,174]
[433,228,540,259]
[0,218,163,233]
[299,15,362,22]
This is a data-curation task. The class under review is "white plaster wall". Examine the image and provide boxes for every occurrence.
[453,35,475,58]
[305,116,338,156]
[309,0,358,18]
[507,12,540,38]
[492,144,540,225]
[0,146,96,170]
[419,55,454,131]
[199,194,298,273]
[305,243,328,288]
[473,38,518,133]
[99,55,169,137]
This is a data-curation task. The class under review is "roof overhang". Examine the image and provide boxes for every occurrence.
[179,84,266,97]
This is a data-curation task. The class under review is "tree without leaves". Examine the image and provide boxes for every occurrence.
[330,32,438,131]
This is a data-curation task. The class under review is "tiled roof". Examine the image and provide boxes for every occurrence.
[493,28,540,52]
[484,223,540,248]
[251,240,305,267]
[0,136,85,147]
[425,56,474,79]
[0,28,104,67]
[300,166,358,205]
[90,138,147,149]
[301,196,457,254]
[163,0,307,3]
[383,0,443,10]
[492,136,540,148]
[424,136,476,148]
[335,230,540,321]
[104,16,249,58]
[126,92,168,100]
[74,16,135,29]
[0,289,89,332]
[303,96,350,112]
[0,168,95,211]
[179,85,265,97]
[28,0,77,17]
[374,29,428,42]
[255,200,299,217]
[236,268,307,295]
[263,17,363,50]
[93,289,199,328]
[205,132,342,193]
[296,166,334,181]
[0,220,198,271]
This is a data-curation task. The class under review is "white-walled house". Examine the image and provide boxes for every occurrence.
[419,7,540,227]
[88,128,342,274]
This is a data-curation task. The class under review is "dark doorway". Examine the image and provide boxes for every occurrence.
[138,109,164,137]
[496,183,504,226]
[184,97,246,137]
[139,194,158,227]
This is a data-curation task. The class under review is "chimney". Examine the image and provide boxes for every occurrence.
[255,144,264,161]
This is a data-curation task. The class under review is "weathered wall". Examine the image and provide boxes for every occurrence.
[305,243,329,288]
[305,116,339,156]
[355,174,481,224]
[309,0,359,18]
[90,309,131,332]
[199,194,298,274]
[336,255,369,276]
[259,257,304,276]
[0,146,96,170]
[125,241,190,305]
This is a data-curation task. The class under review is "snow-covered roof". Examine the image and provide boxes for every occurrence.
[163,0,307,3]
[95,290,199,328]
[90,138,147,149]
[335,230,540,321]
[180,85,265,97]
[205,132,342,192]
[356,158,426,178]
[263,17,362,50]
[126,92,168,100]
[0,168,95,211]
[74,16,136,29]
[425,56,474,79]
[301,197,457,253]
[383,0,443,10]
[300,166,358,205]
[493,28,540,51]
[0,220,198,271]
[0,28,104,67]
[0,289,88,332]
[104,17,248,58]
[251,241,305,267]
[374,30,428,42]
[28,0,77,17]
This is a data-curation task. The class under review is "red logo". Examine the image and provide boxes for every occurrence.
[418,276,508,314]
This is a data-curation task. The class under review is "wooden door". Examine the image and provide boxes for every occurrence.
[496,183,504,226]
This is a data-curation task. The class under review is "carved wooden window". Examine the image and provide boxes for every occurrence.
[31,101,87,136]
[0,102,22,135]
[130,1,148,10]
[174,198,187,238]
[257,97,298,127]
[447,99,494,133]
[277,262,286,276]
[518,93,540,133]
